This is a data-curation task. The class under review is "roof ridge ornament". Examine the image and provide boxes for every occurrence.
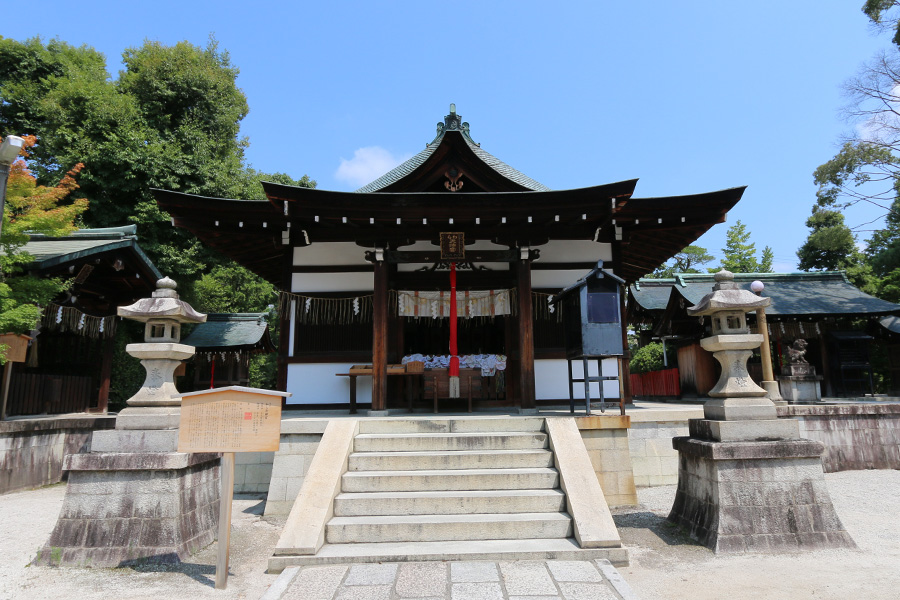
[433,103,475,145]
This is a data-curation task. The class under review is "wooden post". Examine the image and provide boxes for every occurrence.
[1,362,12,421]
[516,258,536,409]
[276,252,293,395]
[372,260,388,411]
[95,334,115,413]
[215,452,235,590]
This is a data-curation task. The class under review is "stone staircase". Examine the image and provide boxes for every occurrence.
[270,416,626,571]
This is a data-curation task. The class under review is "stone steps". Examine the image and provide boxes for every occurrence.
[269,538,629,570]
[353,431,549,452]
[326,511,574,543]
[341,467,559,493]
[333,489,567,516]
[348,448,554,471]
[270,416,627,571]
[356,417,547,434]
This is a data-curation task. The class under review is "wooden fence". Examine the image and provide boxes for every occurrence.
[6,370,94,416]
[630,367,681,398]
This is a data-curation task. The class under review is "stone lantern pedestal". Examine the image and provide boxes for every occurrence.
[34,278,221,568]
[667,271,854,553]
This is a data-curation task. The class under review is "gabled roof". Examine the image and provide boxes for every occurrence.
[16,225,161,315]
[22,225,161,279]
[630,272,900,318]
[356,106,549,193]
[181,313,276,352]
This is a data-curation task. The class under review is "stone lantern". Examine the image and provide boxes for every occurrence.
[114,276,206,430]
[685,269,795,437]
[667,269,855,554]
[35,277,220,568]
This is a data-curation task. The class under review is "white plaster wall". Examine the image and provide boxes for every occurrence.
[293,242,369,265]
[286,363,372,405]
[291,272,373,293]
[537,240,612,263]
[532,269,594,289]
[535,358,620,400]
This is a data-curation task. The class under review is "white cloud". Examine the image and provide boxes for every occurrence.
[335,146,412,188]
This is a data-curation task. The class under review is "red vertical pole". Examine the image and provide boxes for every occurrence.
[210,356,216,389]
[449,262,460,397]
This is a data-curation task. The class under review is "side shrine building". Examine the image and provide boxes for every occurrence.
[155,106,746,412]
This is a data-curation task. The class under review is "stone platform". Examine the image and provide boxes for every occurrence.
[668,436,855,553]
[33,451,220,567]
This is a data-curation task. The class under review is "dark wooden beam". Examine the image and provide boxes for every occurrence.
[370,249,535,264]
[372,261,389,411]
[516,259,536,409]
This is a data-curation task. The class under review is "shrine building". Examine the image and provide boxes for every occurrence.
[155,105,745,412]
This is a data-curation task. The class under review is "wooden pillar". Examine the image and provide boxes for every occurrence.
[372,259,388,411]
[516,257,536,409]
[611,239,633,405]
[276,251,293,396]
[95,333,116,413]
[618,284,633,405]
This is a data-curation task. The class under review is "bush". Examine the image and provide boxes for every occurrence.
[629,342,674,374]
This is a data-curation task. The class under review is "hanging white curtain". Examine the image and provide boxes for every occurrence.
[397,290,512,318]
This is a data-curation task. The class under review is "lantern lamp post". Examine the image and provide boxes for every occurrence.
[750,280,784,404]
[0,135,25,241]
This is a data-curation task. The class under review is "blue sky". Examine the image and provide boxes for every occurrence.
[3,1,892,272]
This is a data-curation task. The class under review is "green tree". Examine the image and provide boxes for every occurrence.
[192,265,279,389]
[864,1,900,47]
[1,135,87,362]
[797,209,858,271]
[714,220,774,273]
[649,244,714,278]
[0,36,315,286]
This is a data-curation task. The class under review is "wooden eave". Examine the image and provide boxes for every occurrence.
[152,189,288,285]
[264,179,638,247]
[155,183,746,287]
[612,187,746,283]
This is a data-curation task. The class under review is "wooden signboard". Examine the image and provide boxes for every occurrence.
[177,386,290,589]
[440,232,465,260]
[178,386,285,453]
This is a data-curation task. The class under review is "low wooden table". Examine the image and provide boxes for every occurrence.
[335,365,421,414]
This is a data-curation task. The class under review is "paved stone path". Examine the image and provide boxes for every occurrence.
[265,559,637,600]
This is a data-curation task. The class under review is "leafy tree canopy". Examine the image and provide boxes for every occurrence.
[0,35,315,287]
[648,245,714,278]
[713,220,774,273]
[1,135,87,361]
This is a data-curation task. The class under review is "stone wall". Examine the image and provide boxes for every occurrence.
[0,416,115,495]
[576,416,638,506]
[777,404,900,472]
[234,451,274,494]
[263,419,328,516]
[627,407,702,487]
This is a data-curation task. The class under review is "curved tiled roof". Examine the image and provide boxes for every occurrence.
[630,272,900,317]
[355,108,549,193]
[355,142,440,193]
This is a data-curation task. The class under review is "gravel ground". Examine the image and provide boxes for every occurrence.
[2,470,898,600]
[612,469,900,600]
[0,486,284,600]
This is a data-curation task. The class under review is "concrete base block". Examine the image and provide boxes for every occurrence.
[668,436,855,553]
[91,429,180,453]
[32,451,220,567]
[761,380,786,405]
[703,397,777,421]
[115,406,181,431]
[689,418,800,442]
